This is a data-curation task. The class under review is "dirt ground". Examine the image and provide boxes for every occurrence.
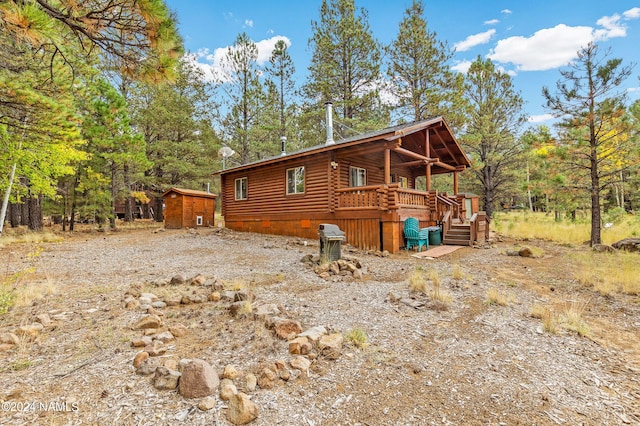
[0,225,639,425]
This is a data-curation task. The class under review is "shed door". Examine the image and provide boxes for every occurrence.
[193,198,206,226]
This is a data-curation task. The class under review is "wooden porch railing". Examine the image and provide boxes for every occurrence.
[336,185,463,222]
[436,194,461,222]
[336,185,388,210]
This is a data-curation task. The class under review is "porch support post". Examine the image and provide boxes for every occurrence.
[384,148,391,184]
[425,129,431,191]
[453,171,459,195]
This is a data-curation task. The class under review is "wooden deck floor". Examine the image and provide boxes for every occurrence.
[410,245,465,258]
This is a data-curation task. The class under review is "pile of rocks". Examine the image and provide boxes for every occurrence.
[0,313,54,352]
[125,275,345,425]
[300,254,366,280]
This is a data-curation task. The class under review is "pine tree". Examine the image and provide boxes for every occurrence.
[129,57,220,219]
[220,33,265,165]
[265,40,296,140]
[386,0,466,129]
[74,78,149,229]
[303,0,386,139]
[461,56,527,218]
[543,43,635,245]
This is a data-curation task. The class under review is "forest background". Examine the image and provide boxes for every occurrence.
[1,0,639,247]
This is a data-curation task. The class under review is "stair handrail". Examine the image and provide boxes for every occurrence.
[469,212,478,243]
[442,210,452,239]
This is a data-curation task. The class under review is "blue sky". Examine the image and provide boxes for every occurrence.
[164,0,640,127]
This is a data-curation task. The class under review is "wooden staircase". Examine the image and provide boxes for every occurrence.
[442,222,472,246]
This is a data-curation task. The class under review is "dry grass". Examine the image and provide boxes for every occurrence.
[407,268,452,308]
[345,328,368,349]
[571,252,640,296]
[492,211,640,245]
[485,288,506,306]
[13,278,57,308]
[560,300,590,337]
[408,268,428,294]
[530,303,558,334]
[0,230,63,248]
[451,264,467,281]
[1,246,59,313]
[429,272,452,308]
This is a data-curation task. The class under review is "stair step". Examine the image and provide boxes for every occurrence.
[443,238,472,246]
[446,230,470,237]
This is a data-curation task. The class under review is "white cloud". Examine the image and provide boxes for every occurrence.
[623,7,640,19]
[255,36,291,64]
[594,14,626,40]
[185,37,292,82]
[488,24,593,71]
[488,7,637,72]
[501,9,512,15]
[484,19,499,25]
[454,29,496,52]
[451,60,473,74]
[528,114,554,123]
[244,19,253,28]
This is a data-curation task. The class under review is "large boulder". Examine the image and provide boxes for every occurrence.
[612,238,640,253]
[179,359,220,398]
[227,392,259,425]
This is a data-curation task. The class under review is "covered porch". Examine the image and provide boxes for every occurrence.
[328,119,486,252]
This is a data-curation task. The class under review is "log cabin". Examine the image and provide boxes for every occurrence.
[215,110,488,253]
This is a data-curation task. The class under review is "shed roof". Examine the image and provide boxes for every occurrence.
[214,116,470,176]
[162,188,217,198]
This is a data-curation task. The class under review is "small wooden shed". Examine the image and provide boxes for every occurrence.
[162,188,217,229]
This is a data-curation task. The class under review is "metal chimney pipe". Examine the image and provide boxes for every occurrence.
[280,136,287,156]
[325,102,334,145]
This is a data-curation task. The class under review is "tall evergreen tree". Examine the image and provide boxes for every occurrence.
[130,57,220,219]
[74,78,149,229]
[386,0,466,129]
[265,40,296,140]
[0,0,183,83]
[221,33,264,164]
[461,56,527,218]
[0,0,182,233]
[543,43,635,246]
[303,0,385,139]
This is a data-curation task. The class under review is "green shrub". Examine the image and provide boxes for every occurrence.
[0,285,16,315]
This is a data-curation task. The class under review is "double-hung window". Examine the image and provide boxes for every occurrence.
[235,177,247,200]
[349,166,367,187]
[286,166,305,195]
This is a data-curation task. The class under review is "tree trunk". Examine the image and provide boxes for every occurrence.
[69,172,79,231]
[28,194,43,231]
[110,163,117,230]
[154,196,163,222]
[620,170,625,211]
[9,203,20,227]
[482,166,495,218]
[21,201,29,226]
[590,144,601,246]
[124,164,134,222]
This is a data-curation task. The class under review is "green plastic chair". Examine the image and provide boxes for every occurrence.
[404,217,429,252]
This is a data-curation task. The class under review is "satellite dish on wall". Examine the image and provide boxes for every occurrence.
[218,146,236,169]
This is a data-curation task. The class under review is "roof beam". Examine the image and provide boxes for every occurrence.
[391,146,433,162]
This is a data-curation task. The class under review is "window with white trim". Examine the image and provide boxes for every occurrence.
[391,174,408,188]
[286,166,305,194]
[235,177,247,200]
[349,166,367,187]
